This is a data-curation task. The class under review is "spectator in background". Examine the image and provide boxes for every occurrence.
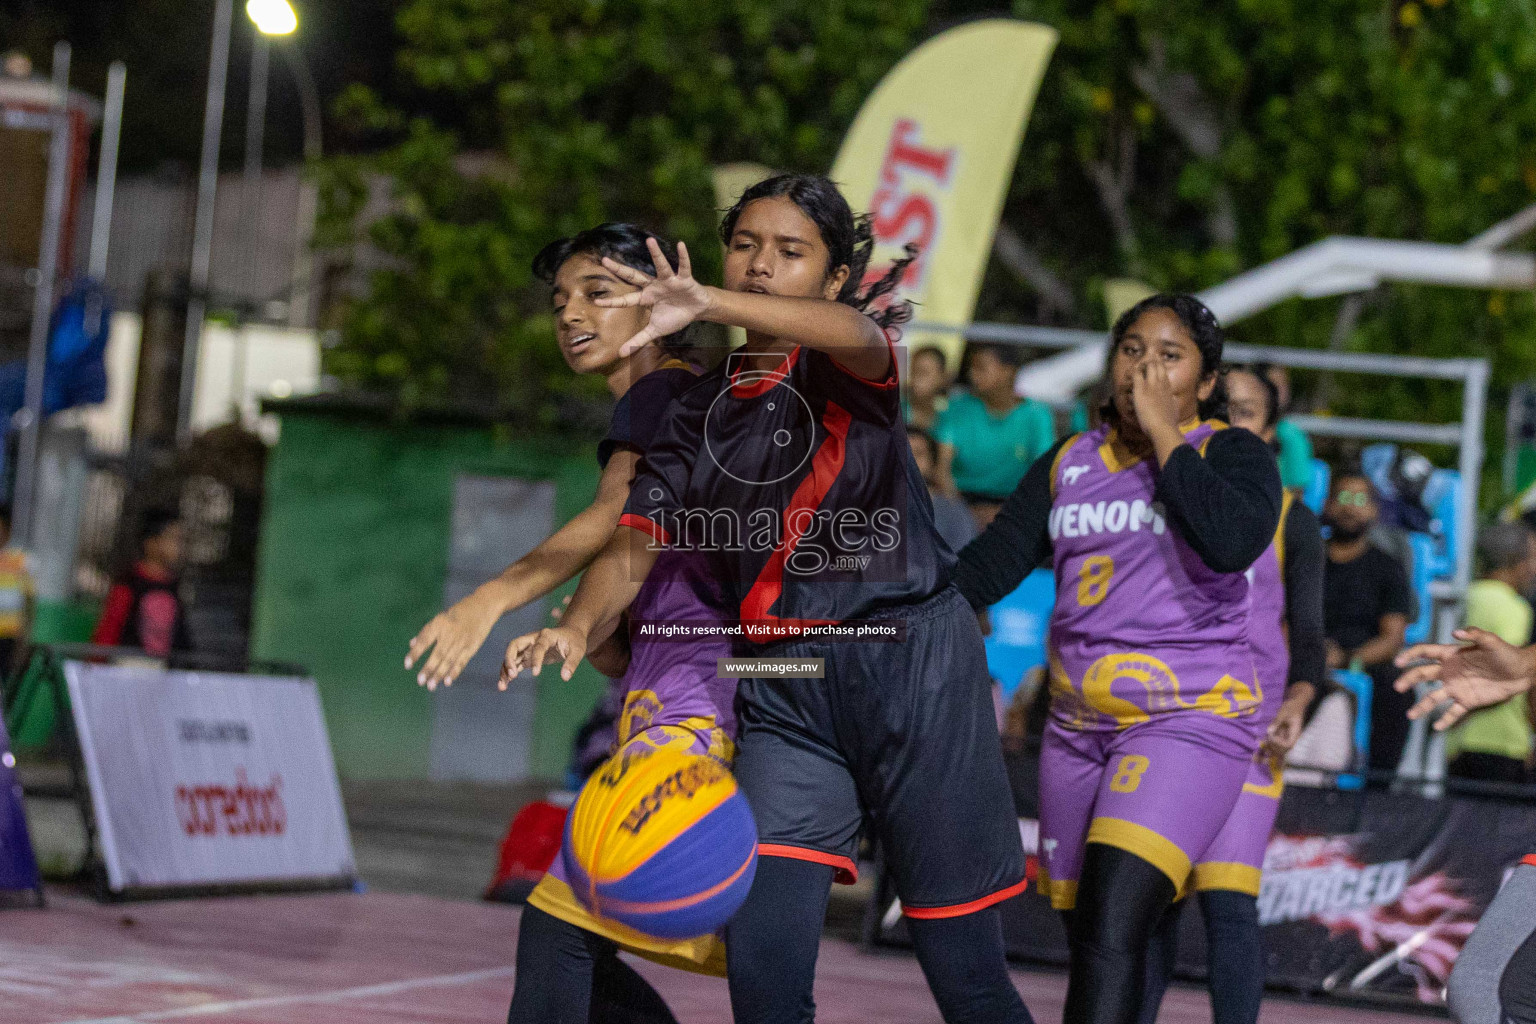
[91,509,191,658]
[1258,363,1315,492]
[0,506,34,679]
[907,424,977,554]
[935,342,1055,529]
[1445,522,1536,784]
[1322,470,1412,771]
[902,344,951,432]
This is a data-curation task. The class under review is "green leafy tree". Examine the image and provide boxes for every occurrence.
[993,0,1536,486]
[317,0,929,414]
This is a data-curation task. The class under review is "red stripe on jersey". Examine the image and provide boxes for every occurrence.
[740,401,852,629]
[730,348,801,398]
[827,329,899,389]
[901,878,1029,920]
[618,513,671,547]
[757,844,858,884]
[1523,854,1536,869]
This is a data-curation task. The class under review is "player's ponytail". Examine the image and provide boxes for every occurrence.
[719,174,915,331]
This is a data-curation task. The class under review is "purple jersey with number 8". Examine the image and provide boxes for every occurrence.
[1045,420,1263,734]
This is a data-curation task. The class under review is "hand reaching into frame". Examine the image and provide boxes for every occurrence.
[595,238,712,358]
[1393,627,1536,730]
[405,590,503,691]
[500,625,589,690]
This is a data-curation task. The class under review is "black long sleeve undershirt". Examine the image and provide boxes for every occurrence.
[951,435,1067,611]
[1282,500,1327,693]
[953,427,1282,610]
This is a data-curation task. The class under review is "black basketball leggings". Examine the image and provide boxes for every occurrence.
[1060,843,1178,1024]
[505,905,680,1024]
[724,855,1035,1024]
[1137,890,1265,1024]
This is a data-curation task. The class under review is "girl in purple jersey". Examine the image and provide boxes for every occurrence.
[955,295,1282,1024]
[404,223,719,1024]
[1138,365,1325,1024]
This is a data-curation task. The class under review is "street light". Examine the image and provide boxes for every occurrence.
[247,0,323,329]
[246,0,297,36]
[232,0,307,420]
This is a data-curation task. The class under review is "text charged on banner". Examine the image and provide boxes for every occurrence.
[63,662,356,892]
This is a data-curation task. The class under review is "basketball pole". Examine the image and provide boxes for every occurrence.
[178,0,236,442]
[13,41,72,548]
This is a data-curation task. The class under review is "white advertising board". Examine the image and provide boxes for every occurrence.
[63,662,355,892]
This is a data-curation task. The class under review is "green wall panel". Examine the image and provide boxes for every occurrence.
[250,411,605,781]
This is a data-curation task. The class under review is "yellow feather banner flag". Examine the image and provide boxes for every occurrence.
[832,20,1058,372]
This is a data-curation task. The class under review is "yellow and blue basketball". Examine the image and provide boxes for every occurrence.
[562,742,757,939]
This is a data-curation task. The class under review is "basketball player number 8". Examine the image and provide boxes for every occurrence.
[1110,754,1150,793]
[1077,555,1115,606]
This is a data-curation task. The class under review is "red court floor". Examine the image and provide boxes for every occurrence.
[2,890,1437,1023]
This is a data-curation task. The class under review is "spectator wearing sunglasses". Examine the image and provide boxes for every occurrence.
[1322,469,1412,771]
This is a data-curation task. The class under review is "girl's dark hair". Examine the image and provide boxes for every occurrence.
[138,508,180,548]
[531,223,694,357]
[965,341,1025,371]
[911,345,947,369]
[718,174,914,331]
[1225,363,1281,430]
[1101,293,1227,423]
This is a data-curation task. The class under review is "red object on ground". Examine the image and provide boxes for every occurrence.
[484,800,569,903]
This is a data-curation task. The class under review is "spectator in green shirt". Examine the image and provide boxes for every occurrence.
[934,342,1056,528]
[1447,521,1536,784]
[1259,363,1315,491]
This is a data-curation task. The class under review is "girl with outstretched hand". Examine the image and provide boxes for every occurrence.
[403,224,696,692]
[399,224,728,1024]
[506,174,1036,1024]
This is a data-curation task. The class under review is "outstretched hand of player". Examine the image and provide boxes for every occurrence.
[500,624,589,689]
[406,589,504,691]
[1393,627,1536,730]
[596,238,712,357]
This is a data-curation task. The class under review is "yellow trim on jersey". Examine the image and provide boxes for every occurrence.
[1087,817,1192,897]
[1196,419,1228,456]
[1192,862,1263,896]
[1099,428,1141,473]
[1242,752,1286,800]
[1036,863,1080,911]
[526,873,728,977]
[1273,489,1295,571]
[1102,418,1217,471]
[1049,433,1085,498]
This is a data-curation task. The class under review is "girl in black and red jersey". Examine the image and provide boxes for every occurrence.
[507,174,1035,1024]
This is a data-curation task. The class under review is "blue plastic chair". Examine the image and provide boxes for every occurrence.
[1301,458,1330,515]
[983,569,1055,700]
[1331,667,1373,791]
